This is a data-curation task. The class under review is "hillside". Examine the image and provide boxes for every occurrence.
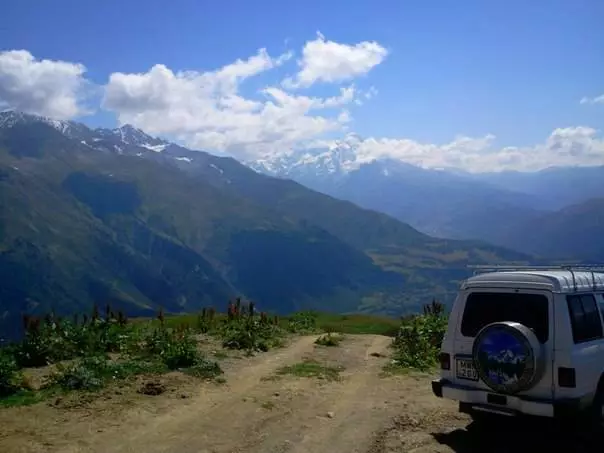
[494,198,604,261]
[250,140,604,244]
[471,166,604,211]
[249,142,547,241]
[0,112,529,338]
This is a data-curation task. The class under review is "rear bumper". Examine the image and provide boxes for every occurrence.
[432,378,583,419]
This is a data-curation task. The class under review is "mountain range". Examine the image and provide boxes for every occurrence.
[250,134,604,261]
[0,111,531,340]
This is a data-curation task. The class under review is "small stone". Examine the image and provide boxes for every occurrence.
[326,411,335,419]
[180,394,189,399]
[273,392,280,397]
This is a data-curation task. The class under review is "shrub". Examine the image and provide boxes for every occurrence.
[287,311,318,333]
[50,356,108,391]
[389,305,448,371]
[50,356,167,392]
[220,317,284,352]
[185,358,223,379]
[315,332,344,347]
[15,312,137,368]
[0,351,21,397]
[142,327,199,369]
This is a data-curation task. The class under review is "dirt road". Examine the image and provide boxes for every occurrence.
[1,335,601,453]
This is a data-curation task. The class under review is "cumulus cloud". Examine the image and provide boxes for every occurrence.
[329,127,604,172]
[103,47,360,160]
[580,94,604,105]
[282,32,388,89]
[0,50,91,119]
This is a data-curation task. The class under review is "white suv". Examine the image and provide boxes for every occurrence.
[432,266,604,424]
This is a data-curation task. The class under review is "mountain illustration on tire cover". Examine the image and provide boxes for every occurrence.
[474,325,533,393]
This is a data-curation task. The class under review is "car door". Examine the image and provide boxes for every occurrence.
[564,293,604,398]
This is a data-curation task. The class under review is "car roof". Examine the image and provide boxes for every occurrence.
[463,270,604,293]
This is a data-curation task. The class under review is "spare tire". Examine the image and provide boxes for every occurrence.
[472,321,545,395]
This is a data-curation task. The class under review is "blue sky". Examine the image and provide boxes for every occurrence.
[1,0,603,171]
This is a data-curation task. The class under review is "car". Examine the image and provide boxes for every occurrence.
[431,265,604,426]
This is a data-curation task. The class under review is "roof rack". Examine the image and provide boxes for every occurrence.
[467,264,604,291]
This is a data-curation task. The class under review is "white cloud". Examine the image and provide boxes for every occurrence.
[332,127,604,172]
[282,32,388,89]
[0,50,90,119]
[580,94,604,105]
[103,47,361,160]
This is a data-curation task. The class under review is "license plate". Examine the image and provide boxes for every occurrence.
[456,358,478,381]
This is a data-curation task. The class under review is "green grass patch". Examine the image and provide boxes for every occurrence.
[275,359,344,381]
[312,313,400,336]
[0,388,58,408]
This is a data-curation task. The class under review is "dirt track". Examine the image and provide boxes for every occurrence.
[1,334,602,453]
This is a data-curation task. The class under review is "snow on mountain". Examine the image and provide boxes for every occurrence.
[94,124,170,151]
[249,133,365,179]
[0,110,86,137]
[0,111,234,186]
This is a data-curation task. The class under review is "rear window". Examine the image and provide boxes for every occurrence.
[460,292,549,343]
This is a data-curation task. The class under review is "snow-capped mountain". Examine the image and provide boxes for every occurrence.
[95,124,169,152]
[0,110,91,139]
[249,133,363,180]
[0,110,236,185]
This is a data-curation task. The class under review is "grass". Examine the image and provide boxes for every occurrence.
[0,388,58,408]
[312,313,400,336]
[275,359,344,381]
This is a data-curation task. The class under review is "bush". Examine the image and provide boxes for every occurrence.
[50,356,167,391]
[389,308,447,371]
[287,311,318,333]
[0,351,21,397]
[185,358,223,379]
[315,332,344,347]
[50,356,108,391]
[15,313,137,368]
[220,317,284,352]
[142,327,200,369]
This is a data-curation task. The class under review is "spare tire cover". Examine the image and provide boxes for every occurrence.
[472,321,544,395]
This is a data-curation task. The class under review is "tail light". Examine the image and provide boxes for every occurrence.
[558,367,576,388]
[439,352,451,370]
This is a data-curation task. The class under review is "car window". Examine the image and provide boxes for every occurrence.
[567,294,603,344]
[595,294,604,324]
[460,292,549,343]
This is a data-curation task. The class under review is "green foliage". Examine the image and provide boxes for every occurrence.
[1,306,224,403]
[50,356,109,391]
[217,300,286,352]
[275,359,343,381]
[389,301,448,371]
[0,351,22,397]
[185,358,224,379]
[143,328,199,370]
[287,311,318,333]
[13,312,137,368]
[313,313,401,336]
[314,332,344,347]
[50,356,167,391]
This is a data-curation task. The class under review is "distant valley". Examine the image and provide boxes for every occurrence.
[0,111,530,340]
